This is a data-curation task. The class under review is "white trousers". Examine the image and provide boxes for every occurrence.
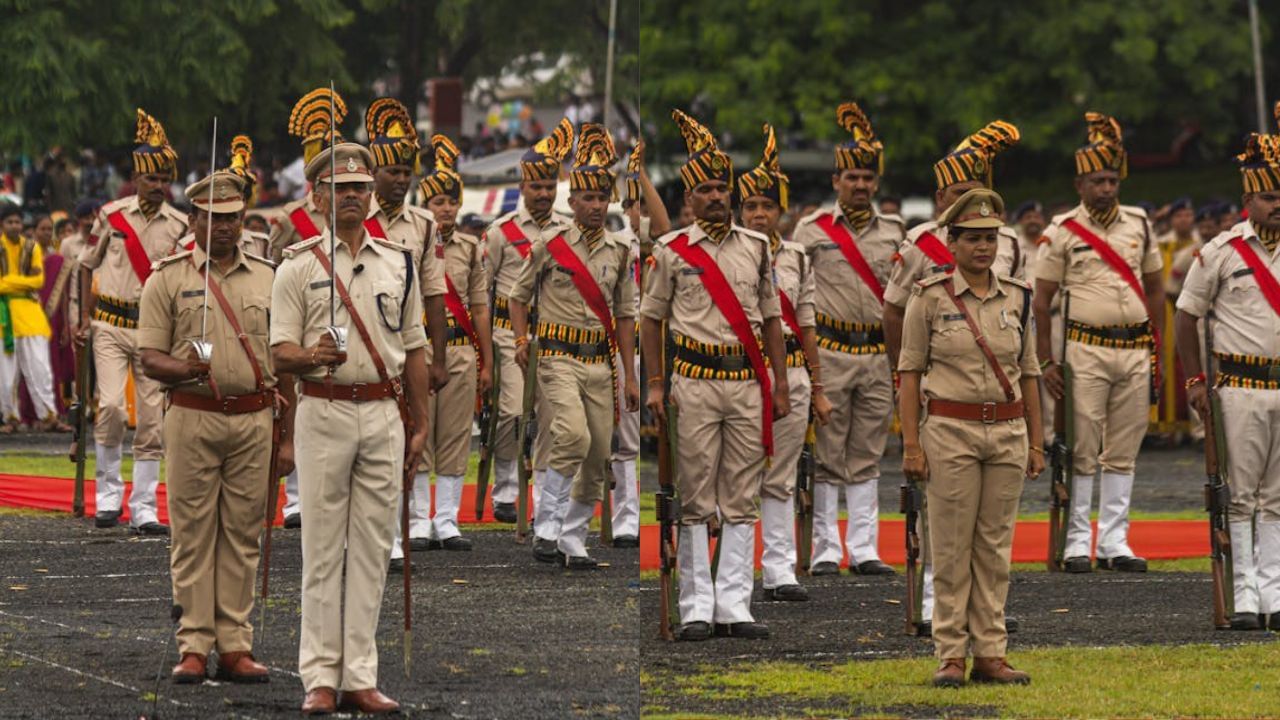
[0,336,56,421]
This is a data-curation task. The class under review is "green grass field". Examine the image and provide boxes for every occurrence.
[641,642,1280,719]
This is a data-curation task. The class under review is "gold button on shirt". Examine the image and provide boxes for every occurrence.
[898,271,1041,403]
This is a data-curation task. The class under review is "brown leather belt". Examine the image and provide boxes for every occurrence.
[170,389,273,415]
[928,398,1024,423]
[300,379,396,402]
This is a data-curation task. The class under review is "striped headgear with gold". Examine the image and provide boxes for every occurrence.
[132,109,178,178]
[288,88,347,165]
[227,134,255,200]
[366,97,420,171]
[624,143,642,203]
[834,101,883,173]
[673,109,733,191]
[1239,102,1280,193]
[521,118,573,182]
[737,123,789,211]
[569,123,618,200]
[419,134,463,202]
[1074,112,1127,178]
[932,120,1020,190]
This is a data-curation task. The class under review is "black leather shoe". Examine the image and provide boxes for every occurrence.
[851,559,896,576]
[283,513,302,529]
[408,537,430,552]
[611,535,640,548]
[915,620,933,638]
[676,621,712,641]
[492,503,517,523]
[1231,612,1262,631]
[764,584,809,601]
[132,521,169,536]
[94,510,120,528]
[560,554,599,570]
[810,561,840,576]
[1097,555,1147,572]
[714,622,770,639]
[441,536,472,551]
[1006,616,1019,634]
[532,538,559,563]
[1064,556,1093,573]
[1269,613,1280,632]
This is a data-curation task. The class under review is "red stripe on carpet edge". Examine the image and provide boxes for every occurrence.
[1,473,1207,571]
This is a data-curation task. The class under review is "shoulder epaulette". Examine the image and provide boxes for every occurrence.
[998,225,1020,239]
[245,252,276,268]
[101,196,132,215]
[1119,204,1149,221]
[282,236,324,259]
[454,231,481,246]
[246,229,269,242]
[796,208,831,227]
[916,273,950,289]
[736,226,769,243]
[1001,275,1032,290]
[371,234,408,253]
[907,221,941,242]
[161,204,188,225]
[874,213,905,228]
[152,249,193,271]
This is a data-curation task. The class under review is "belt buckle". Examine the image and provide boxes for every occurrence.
[1268,364,1280,382]
[350,382,369,401]
[221,397,235,414]
[981,402,997,424]
[721,355,747,372]
[849,331,868,346]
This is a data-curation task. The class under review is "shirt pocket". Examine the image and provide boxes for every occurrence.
[374,280,405,331]
[930,315,971,360]
[241,294,270,336]
[1225,270,1261,300]
[730,265,761,311]
[674,267,711,313]
[174,293,205,343]
[774,263,800,301]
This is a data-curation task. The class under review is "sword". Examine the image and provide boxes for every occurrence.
[323,80,347,357]
[187,117,217,365]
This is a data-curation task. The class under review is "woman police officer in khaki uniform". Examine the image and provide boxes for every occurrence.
[898,188,1045,687]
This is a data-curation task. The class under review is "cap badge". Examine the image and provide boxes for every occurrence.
[346,157,357,172]
[979,201,991,217]
[710,155,724,172]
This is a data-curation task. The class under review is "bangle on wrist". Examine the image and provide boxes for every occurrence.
[1028,445,1044,455]
[1040,358,1056,370]
[1185,372,1206,390]
[903,451,924,461]
[514,335,529,348]
[647,376,664,386]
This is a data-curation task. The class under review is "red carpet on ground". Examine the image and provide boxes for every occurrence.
[1,473,1207,570]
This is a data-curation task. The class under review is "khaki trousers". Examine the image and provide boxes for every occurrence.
[91,321,164,458]
[815,350,892,485]
[922,414,1026,660]
[671,374,765,525]
[492,326,522,462]
[1219,387,1280,523]
[1066,341,1150,476]
[537,354,614,503]
[423,344,476,476]
[296,395,404,692]
[761,365,812,500]
[164,404,272,656]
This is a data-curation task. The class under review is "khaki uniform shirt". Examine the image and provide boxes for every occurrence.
[1177,221,1280,358]
[773,238,815,334]
[640,223,780,344]
[366,195,440,271]
[240,230,269,259]
[1036,203,1162,327]
[1163,231,1203,298]
[793,210,904,324]
[437,231,490,317]
[268,196,323,264]
[137,241,277,396]
[885,221,1023,308]
[61,231,90,321]
[271,232,427,384]
[899,271,1040,403]
[485,203,572,300]
[79,196,187,302]
[510,225,636,328]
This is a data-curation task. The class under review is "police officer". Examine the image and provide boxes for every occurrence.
[1034,113,1165,574]
[138,171,287,684]
[642,110,791,639]
[509,123,639,568]
[75,109,187,534]
[899,188,1044,686]
[364,97,441,266]
[793,101,903,576]
[1175,121,1280,631]
[738,123,830,601]
[270,143,443,715]
[483,119,574,524]
[180,136,271,260]
[390,134,492,570]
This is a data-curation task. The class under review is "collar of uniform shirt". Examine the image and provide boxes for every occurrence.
[439,227,454,244]
[137,195,160,220]
[694,218,730,244]
[576,223,604,250]
[1257,224,1280,254]
[837,199,872,234]
[1086,202,1119,229]
[375,194,401,220]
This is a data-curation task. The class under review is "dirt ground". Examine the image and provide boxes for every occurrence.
[0,512,639,719]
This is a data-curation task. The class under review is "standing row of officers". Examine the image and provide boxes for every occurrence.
[64,86,1280,711]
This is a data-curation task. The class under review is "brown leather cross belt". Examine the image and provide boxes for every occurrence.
[300,379,396,402]
[928,398,1024,423]
[170,389,273,415]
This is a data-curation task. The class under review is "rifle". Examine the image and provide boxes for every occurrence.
[474,347,498,520]
[1047,290,1073,571]
[257,402,284,646]
[400,422,416,676]
[68,330,92,517]
[795,413,815,575]
[1202,312,1233,629]
[600,453,614,546]
[655,324,678,641]
[515,338,538,544]
[900,477,923,634]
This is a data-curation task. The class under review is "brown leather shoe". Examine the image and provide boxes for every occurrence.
[338,687,401,714]
[171,652,206,684]
[932,657,966,687]
[301,687,338,715]
[971,656,1031,685]
[215,651,269,683]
